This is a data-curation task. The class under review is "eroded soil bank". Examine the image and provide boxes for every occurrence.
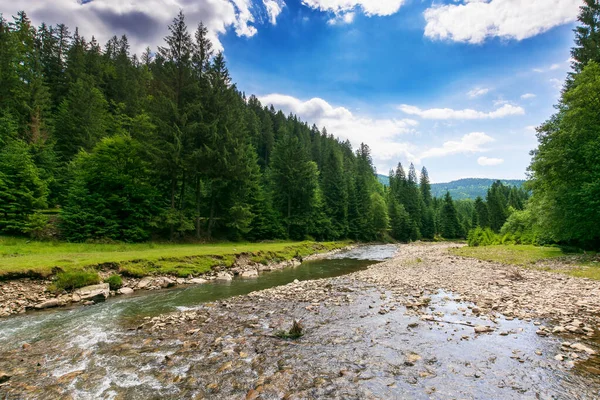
[1,242,600,399]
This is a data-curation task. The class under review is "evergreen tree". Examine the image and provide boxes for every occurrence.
[61,136,159,242]
[0,138,48,233]
[571,0,600,74]
[440,192,461,238]
[270,132,319,239]
[320,146,348,239]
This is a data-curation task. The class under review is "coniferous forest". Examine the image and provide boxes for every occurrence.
[0,10,496,243]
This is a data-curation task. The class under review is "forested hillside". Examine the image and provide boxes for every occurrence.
[378,176,525,200]
[0,10,483,243]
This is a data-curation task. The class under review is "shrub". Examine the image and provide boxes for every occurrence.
[50,270,101,292]
[467,227,500,247]
[104,274,123,290]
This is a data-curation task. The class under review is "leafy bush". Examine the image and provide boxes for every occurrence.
[50,270,101,292]
[467,227,500,247]
[104,274,123,290]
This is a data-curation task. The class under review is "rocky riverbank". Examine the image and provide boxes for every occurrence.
[0,246,355,318]
[1,242,599,399]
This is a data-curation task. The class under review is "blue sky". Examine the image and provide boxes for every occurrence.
[2,0,582,182]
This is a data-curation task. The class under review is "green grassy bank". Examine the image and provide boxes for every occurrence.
[452,245,600,280]
[0,237,351,280]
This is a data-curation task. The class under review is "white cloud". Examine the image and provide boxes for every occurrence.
[420,132,495,160]
[0,0,276,54]
[424,0,580,44]
[398,103,525,120]
[533,62,565,73]
[259,93,419,171]
[520,93,536,99]
[549,78,563,89]
[263,0,285,25]
[467,87,489,98]
[303,0,405,24]
[478,156,504,166]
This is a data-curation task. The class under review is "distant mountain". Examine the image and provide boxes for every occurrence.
[376,175,526,200]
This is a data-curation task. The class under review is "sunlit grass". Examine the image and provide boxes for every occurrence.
[452,244,600,281]
[0,236,351,278]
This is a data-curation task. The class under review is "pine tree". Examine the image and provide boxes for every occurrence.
[0,138,48,233]
[270,131,319,239]
[320,146,348,239]
[440,192,460,239]
[571,0,600,74]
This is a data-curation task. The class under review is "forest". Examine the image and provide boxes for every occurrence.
[2,2,597,250]
[0,10,528,244]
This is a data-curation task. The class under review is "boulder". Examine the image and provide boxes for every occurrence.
[117,287,134,295]
[75,283,110,302]
[188,278,207,285]
[240,270,258,278]
[215,272,233,282]
[34,299,62,309]
[136,277,153,289]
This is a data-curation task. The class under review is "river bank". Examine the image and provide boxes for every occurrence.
[0,241,353,318]
[1,242,600,399]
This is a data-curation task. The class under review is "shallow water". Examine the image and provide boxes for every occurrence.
[1,244,599,399]
[0,244,397,353]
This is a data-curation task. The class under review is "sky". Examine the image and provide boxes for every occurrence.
[0,0,582,182]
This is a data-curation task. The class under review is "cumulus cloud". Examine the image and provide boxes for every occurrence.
[0,0,280,54]
[419,132,494,160]
[303,0,405,24]
[424,0,580,44]
[520,93,536,99]
[259,93,419,171]
[478,156,504,166]
[398,103,525,120]
[263,0,285,25]
[467,87,489,98]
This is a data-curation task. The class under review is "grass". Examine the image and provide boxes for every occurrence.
[452,245,565,265]
[49,270,101,293]
[0,236,351,280]
[452,244,600,280]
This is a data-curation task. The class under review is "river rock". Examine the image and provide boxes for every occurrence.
[188,278,207,285]
[34,298,62,309]
[215,272,233,282]
[570,343,596,355]
[137,277,153,289]
[75,283,110,302]
[117,287,134,295]
[241,270,258,278]
[474,325,494,333]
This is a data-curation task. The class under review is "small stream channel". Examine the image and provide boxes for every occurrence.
[0,245,397,353]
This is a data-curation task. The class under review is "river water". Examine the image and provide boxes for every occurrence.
[0,245,397,354]
[1,244,599,399]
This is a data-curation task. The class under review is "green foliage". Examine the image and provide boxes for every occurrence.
[50,270,100,292]
[440,192,461,239]
[467,227,500,247]
[61,136,159,242]
[104,274,123,290]
[22,212,50,240]
[0,138,48,233]
[528,61,600,249]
